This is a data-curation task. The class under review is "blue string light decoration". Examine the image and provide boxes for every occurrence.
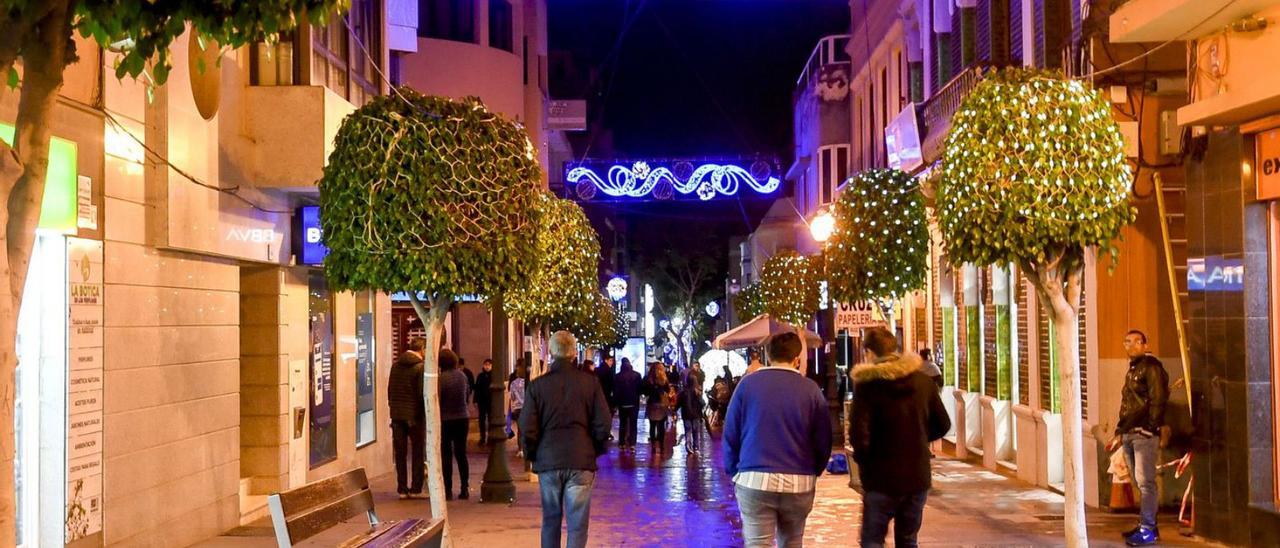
[565,159,780,201]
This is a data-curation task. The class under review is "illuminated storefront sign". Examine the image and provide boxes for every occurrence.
[0,123,78,234]
[298,205,328,266]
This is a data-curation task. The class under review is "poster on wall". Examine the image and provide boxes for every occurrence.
[66,238,103,547]
[308,272,337,468]
[355,311,375,446]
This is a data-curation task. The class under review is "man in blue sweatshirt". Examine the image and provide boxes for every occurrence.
[724,332,832,547]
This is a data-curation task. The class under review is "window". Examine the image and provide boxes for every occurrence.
[489,0,513,52]
[421,0,476,43]
[881,67,889,166]
[251,32,299,86]
[821,148,833,204]
[312,0,380,105]
[866,82,874,167]
[355,291,377,447]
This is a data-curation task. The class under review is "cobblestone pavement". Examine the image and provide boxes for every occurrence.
[201,419,1220,547]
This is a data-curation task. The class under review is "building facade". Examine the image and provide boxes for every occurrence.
[780,0,1189,518]
[1110,0,1280,544]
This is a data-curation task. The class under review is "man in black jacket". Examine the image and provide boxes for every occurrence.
[1106,329,1169,547]
[475,359,494,445]
[387,337,426,499]
[849,328,950,548]
[613,358,642,451]
[520,331,611,548]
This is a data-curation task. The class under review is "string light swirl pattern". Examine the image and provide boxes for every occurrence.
[825,169,928,303]
[759,251,821,327]
[319,90,542,295]
[936,68,1135,268]
[566,162,781,200]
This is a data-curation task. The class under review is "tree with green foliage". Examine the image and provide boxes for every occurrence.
[758,250,820,327]
[503,191,600,371]
[0,1,346,537]
[638,242,722,368]
[320,89,542,537]
[824,168,928,327]
[732,281,765,323]
[564,292,626,358]
[936,68,1134,547]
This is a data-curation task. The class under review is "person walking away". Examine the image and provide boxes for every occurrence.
[388,337,427,499]
[614,358,642,451]
[509,359,528,457]
[745,349,765,376]
[438,349,472,500]
[917,349,943,390]
[678,376,706,454]
[725,332,832,547]
[475,358,494,445]
[520,331,611,548]
[849,328,951,548]
[597,355,618,430]
[642,363,672,454]
[1106,329,1169,547]
[686,361,706,394]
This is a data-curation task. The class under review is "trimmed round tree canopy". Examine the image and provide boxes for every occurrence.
[504,192,600,326]
[759,250,820,327]
[733,281,765,322]
[319,90,542,295]
[936,68,1135,267]
[826,168,927,303]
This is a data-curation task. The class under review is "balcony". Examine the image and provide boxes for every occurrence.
[242,85,356,189]
[920,65,998,166]
[1109,0,1273,43]
[794,35,851,103]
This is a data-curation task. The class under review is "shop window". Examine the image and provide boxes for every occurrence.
[308,272,337,468]
[489,0,513,53]
[421,0,477,43]
[355,291,377,448]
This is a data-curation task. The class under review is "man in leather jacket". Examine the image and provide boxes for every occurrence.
[1106,329,1169,546]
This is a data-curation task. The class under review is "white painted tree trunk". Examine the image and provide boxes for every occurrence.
[409,294,452,546]
[1025,260,1088,548]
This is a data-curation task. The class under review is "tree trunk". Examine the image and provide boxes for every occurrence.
[0,3,73,541]
[408,293,452,546]
[1025,261,1088,547]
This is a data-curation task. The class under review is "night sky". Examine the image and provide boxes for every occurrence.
[548,0,849,283]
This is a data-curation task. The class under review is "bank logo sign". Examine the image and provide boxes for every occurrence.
[298,205,329,266]
[1187,256,1243,292]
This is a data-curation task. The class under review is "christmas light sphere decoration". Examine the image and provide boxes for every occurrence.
[935,67,1136,546]
[705,300,720,317]
[825,169,928,304]
[631,161,651,180]
[606,277,628,301]
[759,250,821,327]
[504,192,601,329]
[697,181,716,201]
[732,281,765,321]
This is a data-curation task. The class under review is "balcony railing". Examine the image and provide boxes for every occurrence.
[920,64,999,166]
[795,35,851,86]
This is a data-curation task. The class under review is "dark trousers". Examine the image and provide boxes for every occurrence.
[618,406,639,447]
[391,419,425,494]
[860,489,928,548]
[476,400,492,443]
[648,418,667,450]
[538,469,596,548]
[441,418,470,494]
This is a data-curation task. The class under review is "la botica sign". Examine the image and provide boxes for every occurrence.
[834,301,883,333]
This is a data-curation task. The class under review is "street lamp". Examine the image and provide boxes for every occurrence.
[810,208,835,244]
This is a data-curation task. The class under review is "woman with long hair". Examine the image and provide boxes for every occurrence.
[642,363,671,454]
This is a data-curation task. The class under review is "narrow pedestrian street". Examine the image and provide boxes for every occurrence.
[200,421,1217,547]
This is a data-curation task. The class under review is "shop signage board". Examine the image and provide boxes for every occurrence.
[1187,256,1243,292]
[66,237,103,547]
[834,300,883,333]
[1258,127,1280,200]
[308,272,337,467]
[298,205,328,265]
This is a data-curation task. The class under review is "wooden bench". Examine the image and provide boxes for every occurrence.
[267,468,444,548]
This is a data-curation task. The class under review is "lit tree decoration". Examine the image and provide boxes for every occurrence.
[759,251,821,326]
[825,169,928,307]
[936,68,1135,547]
[320,89,541,528]
[559,293,627,355]
[732,281,765,321]
[504,192,601,332]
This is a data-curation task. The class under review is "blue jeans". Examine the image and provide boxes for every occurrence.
[537,469,596,548]
[1123,431,1159,528]
[860,489,927,548]
[683,418,702,451]
[734,484,816,547]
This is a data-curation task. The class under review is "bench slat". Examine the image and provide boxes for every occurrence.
[284,488,377,542]
[276,468,373,515]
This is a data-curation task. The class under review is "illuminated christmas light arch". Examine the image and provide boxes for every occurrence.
[565,159,781,201]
